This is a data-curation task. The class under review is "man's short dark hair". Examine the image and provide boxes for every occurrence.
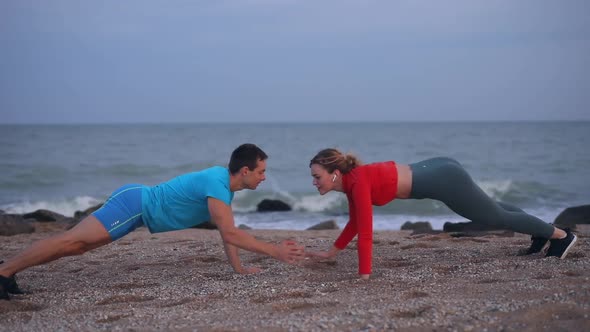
[228,144,268,174]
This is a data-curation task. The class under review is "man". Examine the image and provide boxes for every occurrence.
[0,143,304,300]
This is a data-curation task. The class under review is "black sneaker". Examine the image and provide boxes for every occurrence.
[0,275,11,300]
[546,228,578,259]
[521,236,550,255]
[4,275,23,294]
[0,260,23,295]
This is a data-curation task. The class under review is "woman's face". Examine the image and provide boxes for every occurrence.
[310,163,335,195]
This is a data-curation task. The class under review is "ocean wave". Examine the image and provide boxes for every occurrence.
[229,178,565,215]
[0,179,571,225]
[0,193,565,231]
[0,196,102,217]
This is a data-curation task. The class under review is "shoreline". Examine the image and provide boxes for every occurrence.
[1,227,589,331]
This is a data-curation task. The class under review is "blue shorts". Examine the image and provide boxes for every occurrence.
[92,184,144,241]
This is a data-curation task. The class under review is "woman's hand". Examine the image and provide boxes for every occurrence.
[359,274,370,280]
[305,246,340,260]
[276,239,305,264]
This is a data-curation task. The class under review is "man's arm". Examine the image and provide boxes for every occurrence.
[222,241,260,274]
[208,197,303,264]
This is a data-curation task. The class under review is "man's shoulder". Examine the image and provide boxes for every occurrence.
[200,167,231,193]
[200,166,228,176]
[182,166,227,180]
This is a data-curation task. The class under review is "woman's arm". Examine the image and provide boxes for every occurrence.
[351,182,374,278]
[334,196,358,249]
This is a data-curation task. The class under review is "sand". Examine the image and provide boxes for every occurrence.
[1,224,589,331]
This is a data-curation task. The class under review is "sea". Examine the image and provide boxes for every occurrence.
[1,122,588,231]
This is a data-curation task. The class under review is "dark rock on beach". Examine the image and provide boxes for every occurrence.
[256,199,292,212]
[23,209,75,224]
[554,204,590,228]
[401,221,436,234]
[306,220,339,230]
[73,203,103,221]
[0,214,35,236]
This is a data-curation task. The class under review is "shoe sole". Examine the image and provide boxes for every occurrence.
[559,234,578,259]
[540,240,551,254]
[522,239,550,255]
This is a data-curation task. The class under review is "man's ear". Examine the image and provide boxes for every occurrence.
[241,166,250,176]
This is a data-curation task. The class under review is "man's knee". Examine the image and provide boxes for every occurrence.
[54,233,95,256]
[61,239,90,256]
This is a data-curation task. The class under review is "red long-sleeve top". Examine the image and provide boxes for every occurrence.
[334,161,398,275]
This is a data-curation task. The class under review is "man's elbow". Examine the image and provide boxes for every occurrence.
[219,227,240,245]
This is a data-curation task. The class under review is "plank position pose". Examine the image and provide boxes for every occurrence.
[306,148,577,280]
[0,143,304,300]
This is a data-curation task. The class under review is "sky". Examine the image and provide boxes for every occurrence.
[1,0,589,124]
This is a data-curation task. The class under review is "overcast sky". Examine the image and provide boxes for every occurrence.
[1,0,589,124]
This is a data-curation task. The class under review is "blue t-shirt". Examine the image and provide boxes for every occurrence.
[141,166,234,233]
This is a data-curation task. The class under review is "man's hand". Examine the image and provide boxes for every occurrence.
[275,239,305,264]
[209,198,304,265]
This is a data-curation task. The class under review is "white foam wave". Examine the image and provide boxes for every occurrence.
[292,192,344,212]
[477,180,513,200]
[1,196,102,217]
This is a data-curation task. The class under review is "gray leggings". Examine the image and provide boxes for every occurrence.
[409,157,554,238]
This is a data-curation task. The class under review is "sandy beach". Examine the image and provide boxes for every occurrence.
[1,224,589,331]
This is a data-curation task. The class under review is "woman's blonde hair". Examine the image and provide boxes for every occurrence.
[309,148,362,174]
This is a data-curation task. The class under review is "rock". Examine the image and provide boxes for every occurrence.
[238,224,252,230]
[64,204,105,229]
[306,220,339,230]
[554,205,590,228]
[22,209,75,224]
[401,221,433,233]
[74,203,104,221]
[0,214,35,236]
[256,199,291,212]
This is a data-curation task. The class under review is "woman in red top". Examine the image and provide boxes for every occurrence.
[307,148,577,280]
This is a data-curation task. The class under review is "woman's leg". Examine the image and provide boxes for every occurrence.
[409,157,555,238]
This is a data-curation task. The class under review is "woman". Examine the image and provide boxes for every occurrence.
[306,148,577,280]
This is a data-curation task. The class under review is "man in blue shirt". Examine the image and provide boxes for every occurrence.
[0,144,304,300]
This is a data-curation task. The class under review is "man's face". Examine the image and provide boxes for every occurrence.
[243,159,267,190]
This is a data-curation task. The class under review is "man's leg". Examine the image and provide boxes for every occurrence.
[0,215,112,278]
